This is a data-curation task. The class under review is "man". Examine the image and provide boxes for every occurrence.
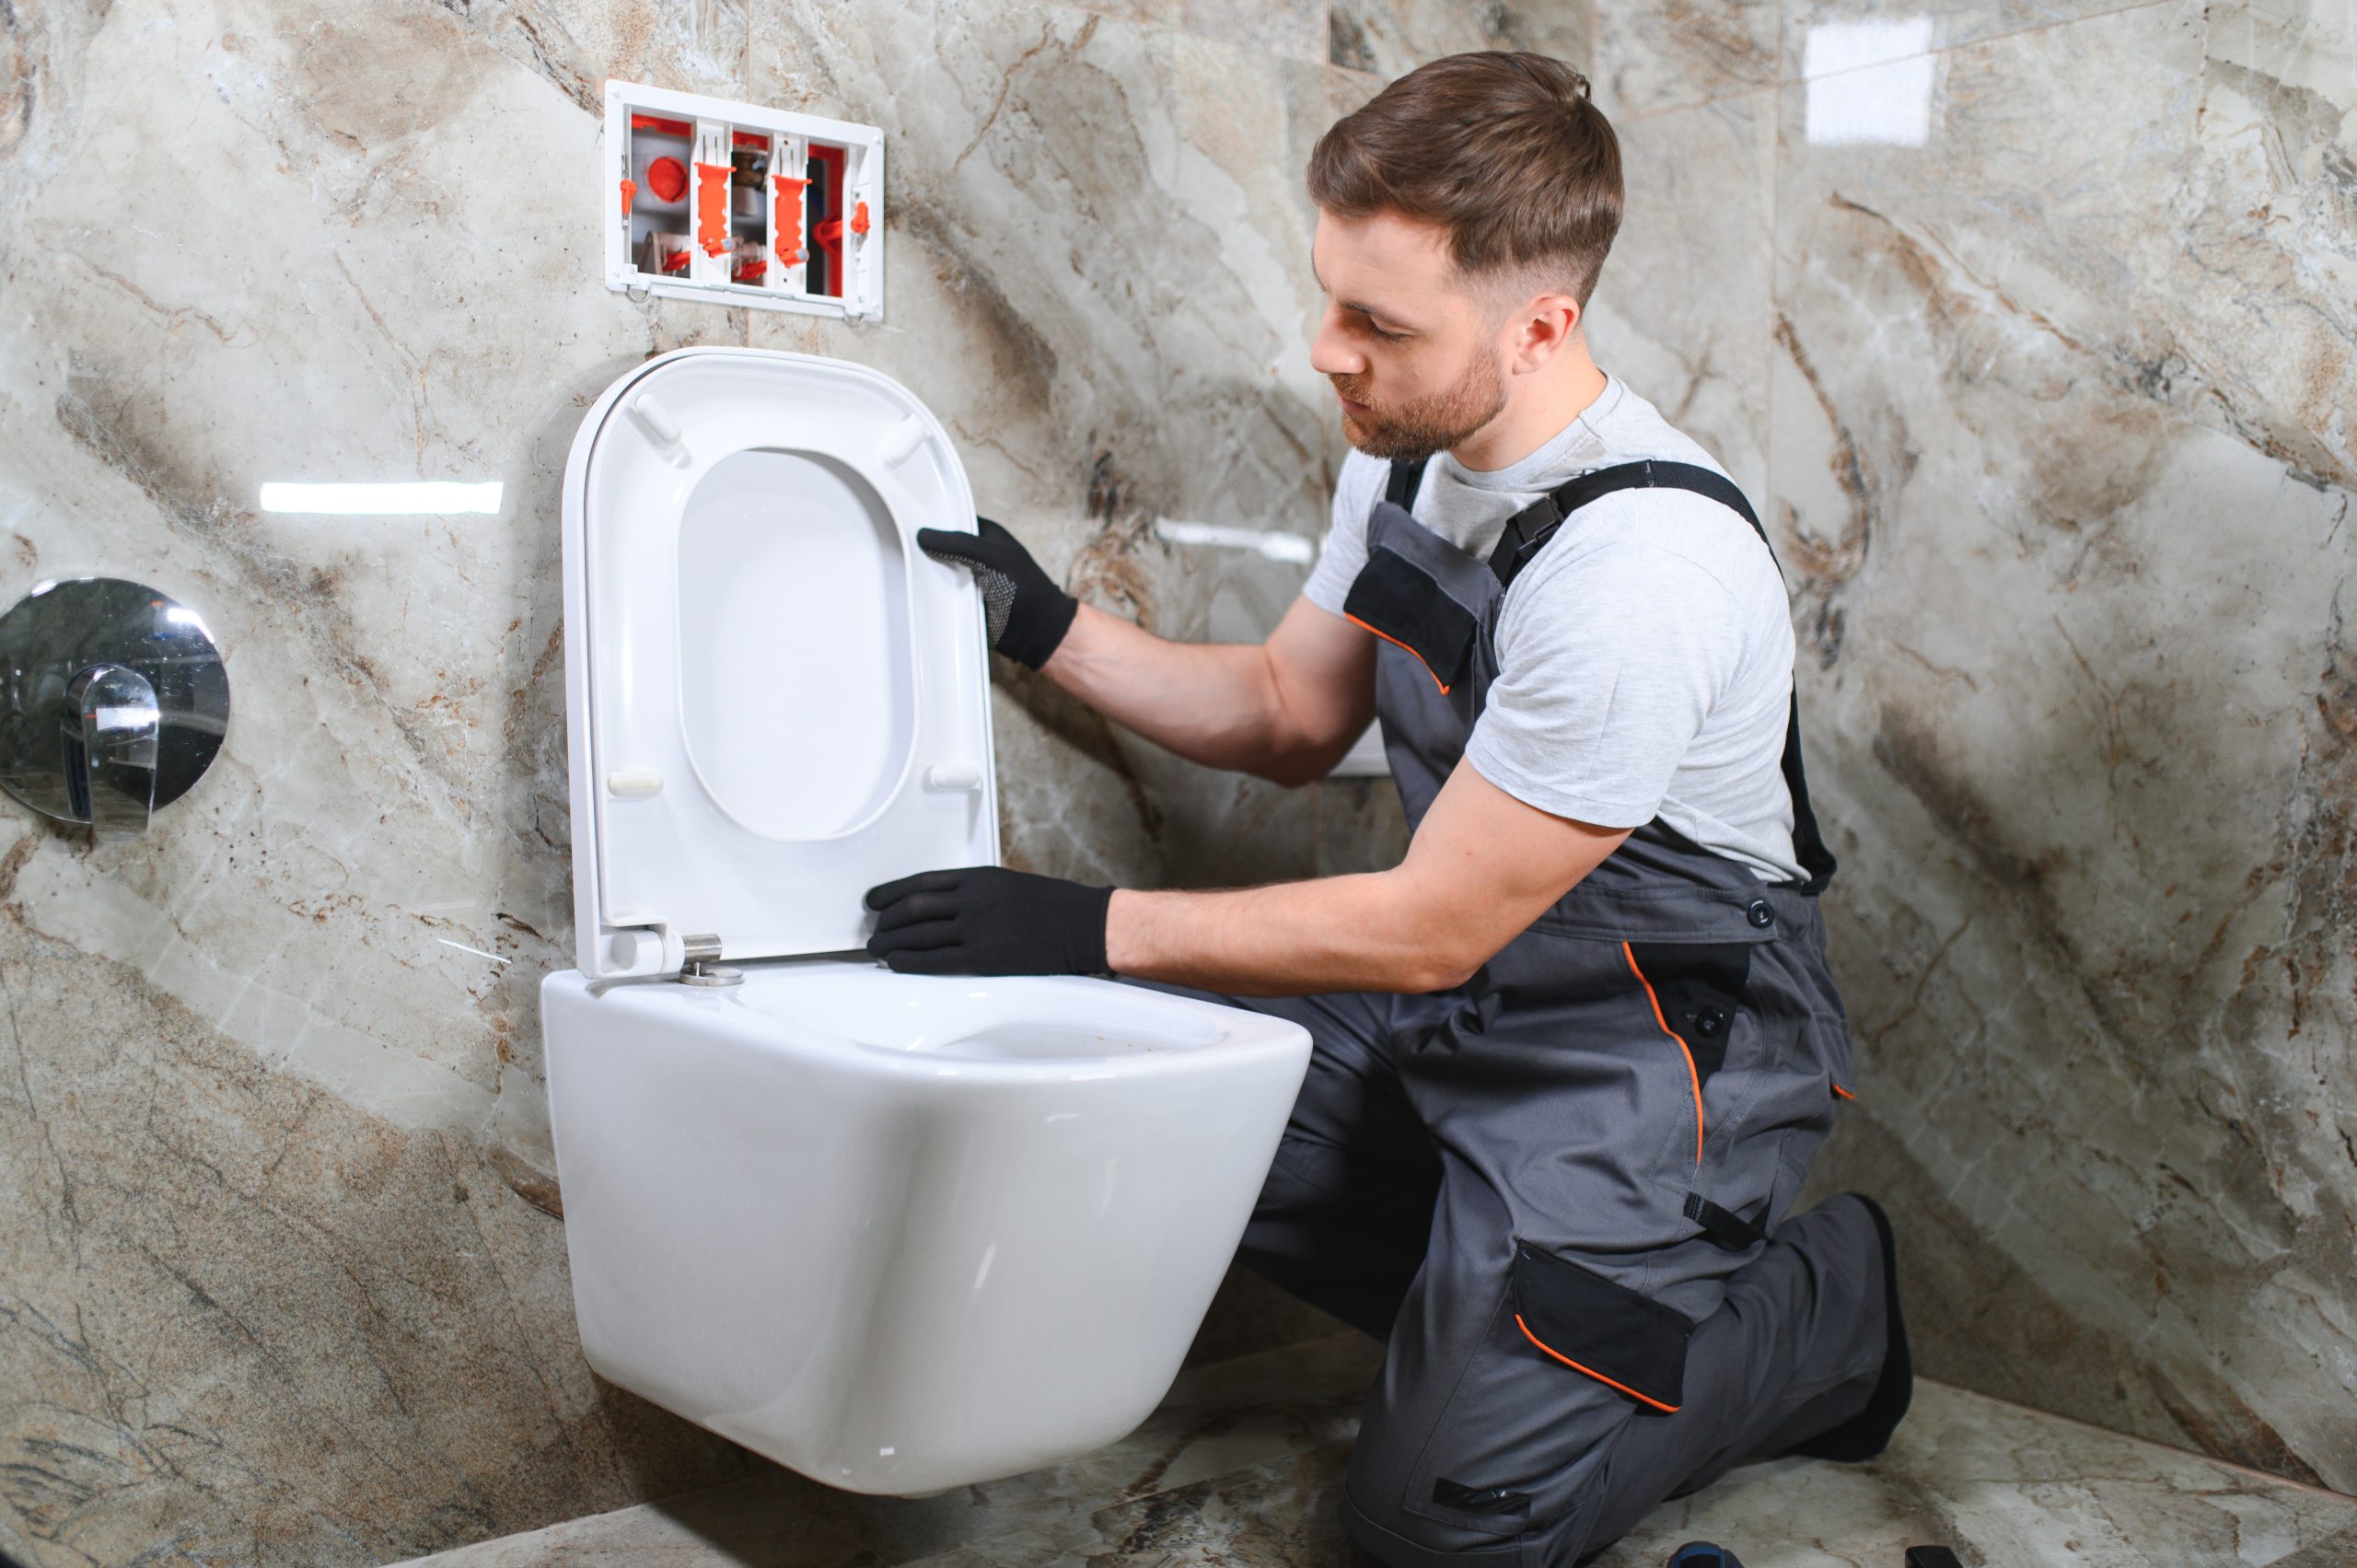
[864,52,1909,1566]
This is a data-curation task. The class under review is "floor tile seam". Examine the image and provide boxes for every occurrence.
[1916,1376,2357,1505]
[1619,0,2178,127]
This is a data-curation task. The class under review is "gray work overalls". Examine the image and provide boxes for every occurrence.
[1131,457,1905,1566]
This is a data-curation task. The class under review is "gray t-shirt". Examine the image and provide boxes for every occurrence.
[1303,375,1801,883]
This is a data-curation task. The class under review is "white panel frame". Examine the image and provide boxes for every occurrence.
[603,80,885,321]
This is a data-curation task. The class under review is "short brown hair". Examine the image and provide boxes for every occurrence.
[1307,52,1624,308]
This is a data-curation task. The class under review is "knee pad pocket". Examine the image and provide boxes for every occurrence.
[1386,1244,1700,1542]
[1508,1243,1697,1413]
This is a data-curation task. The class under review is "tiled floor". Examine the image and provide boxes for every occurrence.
[399,1335,2357,1568]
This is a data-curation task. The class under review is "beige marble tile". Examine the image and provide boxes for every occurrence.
[1586,86,1778,501]
[442,0,753,107]
[1588,0,1780,118]
[1771,0,2357,1493]
[1326,0,1594,80]
[0,920,749,1567]
[1062,0,1327,64]
[1182,0,1328,65]
[1784,0,2188,85]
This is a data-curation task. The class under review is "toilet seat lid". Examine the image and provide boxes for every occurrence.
[561,348,999,980]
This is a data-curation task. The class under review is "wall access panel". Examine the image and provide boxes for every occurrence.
[603,81,883,321]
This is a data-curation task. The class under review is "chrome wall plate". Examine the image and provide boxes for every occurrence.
[0,577,230,838]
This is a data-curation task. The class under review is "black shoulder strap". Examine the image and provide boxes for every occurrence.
[1489,459,1758,591]
[1384,457,1430,509]
[1487,459,1837,897]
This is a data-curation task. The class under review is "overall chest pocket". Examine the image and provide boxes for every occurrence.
[1342,543,1481,694]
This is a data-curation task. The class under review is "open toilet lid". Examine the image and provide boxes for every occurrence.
[561,348,1000,981]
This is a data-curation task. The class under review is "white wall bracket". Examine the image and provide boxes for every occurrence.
[603,80,884,322]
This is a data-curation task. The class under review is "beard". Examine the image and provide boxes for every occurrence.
[1330,349,1508,462]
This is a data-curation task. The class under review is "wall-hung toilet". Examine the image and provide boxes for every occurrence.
[540,346,1313,1496]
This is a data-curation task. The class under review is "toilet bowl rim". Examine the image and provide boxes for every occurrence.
[546,966,1314,1084]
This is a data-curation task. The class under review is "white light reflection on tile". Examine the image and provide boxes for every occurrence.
[1805,18,1938,146]
[259,481,505,515]
[1153,517,1316,564]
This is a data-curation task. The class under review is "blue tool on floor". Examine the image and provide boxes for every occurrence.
[1667,1546,1745,1567]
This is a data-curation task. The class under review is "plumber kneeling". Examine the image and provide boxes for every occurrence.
[863,50,1910,1568]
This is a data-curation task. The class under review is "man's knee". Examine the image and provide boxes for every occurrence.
[1336,1275,1638,1568]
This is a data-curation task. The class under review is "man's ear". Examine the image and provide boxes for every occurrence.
[1504,289,1584,374]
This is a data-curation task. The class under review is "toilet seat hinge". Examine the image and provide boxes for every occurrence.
[678,933,742,987]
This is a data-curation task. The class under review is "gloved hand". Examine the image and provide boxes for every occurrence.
[864,865,1114,975]
[915,517,1078,669]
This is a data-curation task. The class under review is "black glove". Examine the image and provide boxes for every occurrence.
[915,517,1078,669]
[864,865,1113,976]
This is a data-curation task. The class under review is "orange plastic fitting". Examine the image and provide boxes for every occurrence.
[772,173,809,265]
[694,161,730,256]
[850,199,870,238]
[619,178,636,215]
[645,156,688,203]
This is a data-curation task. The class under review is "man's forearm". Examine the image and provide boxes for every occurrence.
[1105,873,1469,996]
[1041,603,1321,780]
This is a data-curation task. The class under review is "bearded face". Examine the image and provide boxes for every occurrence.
[1329,343,1508,463]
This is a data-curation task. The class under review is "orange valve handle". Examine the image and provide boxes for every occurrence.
[694,161,731,256]
[771,174,808,259]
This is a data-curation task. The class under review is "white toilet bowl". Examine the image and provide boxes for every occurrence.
[541,347,1312,1494]
[544,960,1306,1493]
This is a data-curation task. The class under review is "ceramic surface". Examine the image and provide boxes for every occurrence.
[543,961,1308,1494]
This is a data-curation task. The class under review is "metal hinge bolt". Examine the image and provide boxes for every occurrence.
[679,933,742,987]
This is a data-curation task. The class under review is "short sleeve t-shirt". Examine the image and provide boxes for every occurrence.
[1302,375,1802,884]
